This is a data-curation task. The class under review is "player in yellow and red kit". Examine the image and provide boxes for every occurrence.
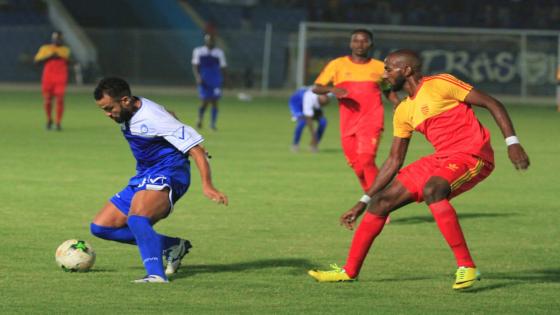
[556,66,560,112]
[313,29,399,193]
[308,49,530,290]
[34,31,70,131]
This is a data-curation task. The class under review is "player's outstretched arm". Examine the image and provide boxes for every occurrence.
[465,89,530,170]
[188,145,228,205]
[34,46,51,64]
[340,137,410,230]
[312,84,348,98]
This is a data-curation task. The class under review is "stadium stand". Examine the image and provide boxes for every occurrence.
[0,0,48,25]
[0,0,51,81]
[61,0,202,84]
[305,0,560,30]
[0,0,558,86]
[189,0,306,87]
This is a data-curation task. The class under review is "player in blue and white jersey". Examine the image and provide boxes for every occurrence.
[192,33,227,130]
[289,87,329,152]
[90,77,228,283]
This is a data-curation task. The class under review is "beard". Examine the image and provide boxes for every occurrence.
[391,76,406,91]
[113,109,133,123]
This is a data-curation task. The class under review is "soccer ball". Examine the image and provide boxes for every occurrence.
[55,239,96,272]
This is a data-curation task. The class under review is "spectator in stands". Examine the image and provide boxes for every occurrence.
[34,31,70,131]
[192,33,227,130]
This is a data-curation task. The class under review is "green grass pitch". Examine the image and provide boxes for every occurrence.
[0,89,558,314]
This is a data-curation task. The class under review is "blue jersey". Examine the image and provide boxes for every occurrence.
[120,97,203,186]
[192,46,227,87]
[289,87,307,118]
[289,87,322,120]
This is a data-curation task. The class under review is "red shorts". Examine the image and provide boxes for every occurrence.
[396,153,494,202]
[341,122,383,162]
[42,80,66,96]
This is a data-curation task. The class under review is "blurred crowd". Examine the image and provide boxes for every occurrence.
[289,0,560,30]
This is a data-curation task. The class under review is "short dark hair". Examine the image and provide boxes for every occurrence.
[93,77,131,101]
[351,29,373,42]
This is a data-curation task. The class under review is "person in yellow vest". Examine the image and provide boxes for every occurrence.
[34,31,70,131]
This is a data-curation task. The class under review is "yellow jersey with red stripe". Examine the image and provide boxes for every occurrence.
[393,74,494,162]
[315,56,384,136]
[34,44,70,83]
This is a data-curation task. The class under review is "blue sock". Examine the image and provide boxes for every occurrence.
[90,223,179,251]
[127,215,166,279]
[293,118,306,145]
[211,107,218,128]
[316,117,327,143]
[198,106,206,122]
[90,223,136,244]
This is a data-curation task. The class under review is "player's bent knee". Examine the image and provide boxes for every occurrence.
[90,223,110,240]
[357,153,375,167]
[351,163,365,177]
[423,179,450,204]
[90,222,136,244]
[369,194,393,216]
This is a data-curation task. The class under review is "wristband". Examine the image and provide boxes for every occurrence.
[505,136,520,146]
[359,194,371,205]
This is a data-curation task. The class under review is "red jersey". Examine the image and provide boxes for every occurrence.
[315,56,384,136]
[34,44,70,83]
[393,74,494,163]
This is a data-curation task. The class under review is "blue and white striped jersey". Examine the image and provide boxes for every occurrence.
[192,46,226,87]
[120,97,203,181]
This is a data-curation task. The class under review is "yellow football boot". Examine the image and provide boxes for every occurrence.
[452,266,481,290]
[308,264,356,282]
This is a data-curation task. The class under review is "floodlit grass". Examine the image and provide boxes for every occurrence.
[0,89,558,314]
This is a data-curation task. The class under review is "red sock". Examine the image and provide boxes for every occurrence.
[44,94,53,122]
[351,164,367,192]
[343,212,387,278]
[358,153,378,190]
[429,200,475,267]
[55,95,64,124]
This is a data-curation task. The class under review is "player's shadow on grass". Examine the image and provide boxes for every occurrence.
[369,268,560,291]
[373,275,434,282]
[392,212,516,225]
[172,258,315,279]
[461,268,560,293]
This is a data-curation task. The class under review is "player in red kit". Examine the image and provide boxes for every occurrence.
[34,31,70,131]
[308,50,530,290]
[313,29,399,193]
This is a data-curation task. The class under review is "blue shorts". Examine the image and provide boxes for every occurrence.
[110,170,190,216]
[198,84,222,100]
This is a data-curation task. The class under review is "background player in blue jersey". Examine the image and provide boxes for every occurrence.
[192,33,227,130]
[289,87,329,152]
[90,77,228,283]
